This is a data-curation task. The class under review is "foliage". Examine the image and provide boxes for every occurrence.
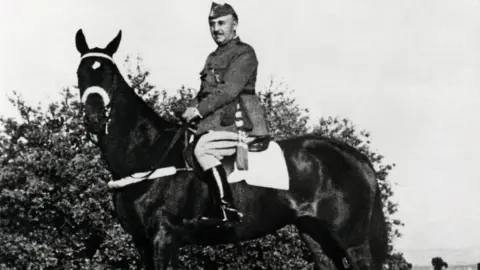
[176,228,316,269]
[0,57,405,269]
[0,89,140,269]
[431,257,448,270]
[384,252,412,270]
[259,78,310,139]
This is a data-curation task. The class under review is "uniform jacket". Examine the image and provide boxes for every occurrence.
[191,37,269,136]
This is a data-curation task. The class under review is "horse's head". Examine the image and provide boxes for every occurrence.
[75,29,122,135]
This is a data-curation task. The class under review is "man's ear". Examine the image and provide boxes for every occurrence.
[232,20,238,32]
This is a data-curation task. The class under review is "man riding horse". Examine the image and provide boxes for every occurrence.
[75,7,389,265]
[181,2,269,226]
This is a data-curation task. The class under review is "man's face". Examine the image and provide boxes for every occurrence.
[209,14,237,45]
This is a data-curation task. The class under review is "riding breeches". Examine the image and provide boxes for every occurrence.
[194,130,254,171]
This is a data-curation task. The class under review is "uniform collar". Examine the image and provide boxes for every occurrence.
[215,36,240,52]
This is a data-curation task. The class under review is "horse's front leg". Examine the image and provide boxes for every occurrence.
[152,224,180,270]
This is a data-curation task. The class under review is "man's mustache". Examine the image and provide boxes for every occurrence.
[213,31,224,35]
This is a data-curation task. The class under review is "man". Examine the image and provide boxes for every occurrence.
[182,1,269,225]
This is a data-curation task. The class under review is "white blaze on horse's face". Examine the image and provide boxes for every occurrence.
[92,61,101,69]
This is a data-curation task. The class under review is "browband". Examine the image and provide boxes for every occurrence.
[81,52,114,62]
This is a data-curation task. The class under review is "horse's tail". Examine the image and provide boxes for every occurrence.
[369,185,389,268]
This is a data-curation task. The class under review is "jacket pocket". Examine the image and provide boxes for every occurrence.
[210,61,230,84]
[199,67,215,86]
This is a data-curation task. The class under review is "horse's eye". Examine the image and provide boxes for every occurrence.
[92,61,101,70]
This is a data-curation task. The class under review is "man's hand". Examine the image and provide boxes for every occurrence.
[182,107,202,123]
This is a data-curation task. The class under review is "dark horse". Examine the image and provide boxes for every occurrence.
[75,29,388,270]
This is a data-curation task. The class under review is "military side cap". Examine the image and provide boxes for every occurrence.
[209,1,238,21]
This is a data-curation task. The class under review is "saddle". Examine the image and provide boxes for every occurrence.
[183,132,271,178]
[246,135,271,152]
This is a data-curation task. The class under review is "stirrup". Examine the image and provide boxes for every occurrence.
[198,215,228,225]
[198,205,242,226]
[198,209,228,226]
[198,203,227,223]
[222,204,243,222]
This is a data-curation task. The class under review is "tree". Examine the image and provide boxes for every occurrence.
[259,78,310,139]
[0,57,404,269]
[385,252,412,270]
[432,257,448,270]
[0,89,140,269]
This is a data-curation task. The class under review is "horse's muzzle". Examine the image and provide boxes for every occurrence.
[81,86,111,134]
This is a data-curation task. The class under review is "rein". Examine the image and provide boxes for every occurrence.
[106,123,194,189]
[159,122,190,167]
[134,122,191,180]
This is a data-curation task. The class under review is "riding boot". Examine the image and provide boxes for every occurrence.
[199,166,243,226]
[216,166,243,220]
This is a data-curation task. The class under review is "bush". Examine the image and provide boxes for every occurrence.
[0,90,140,269]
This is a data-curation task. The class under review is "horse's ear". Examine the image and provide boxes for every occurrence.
[75,29,89,54]
[105,30,122,55]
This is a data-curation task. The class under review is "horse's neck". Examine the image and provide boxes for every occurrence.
[102,76,177,177]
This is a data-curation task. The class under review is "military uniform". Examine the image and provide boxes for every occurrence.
[193,37,268,137]
[191,36,269,171]
[184,1,269,225]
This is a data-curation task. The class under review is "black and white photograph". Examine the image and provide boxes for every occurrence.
[1,0,479,269]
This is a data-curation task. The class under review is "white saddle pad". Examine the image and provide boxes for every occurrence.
[227,141,289,190]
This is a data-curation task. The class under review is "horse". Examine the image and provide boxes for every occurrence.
[74,29,388,270]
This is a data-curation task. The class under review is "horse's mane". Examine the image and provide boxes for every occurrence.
[113,65,178,133]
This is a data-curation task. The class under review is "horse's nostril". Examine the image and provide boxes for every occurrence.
[83,97,109,135]
[84,111,106,135]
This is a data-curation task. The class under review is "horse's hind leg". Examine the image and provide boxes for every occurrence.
[131,239,155,270]
[345,244,374,270]
[296,217,358,270]
[298,218,376,269]
[140,248,156,270]
[299,232,335,270]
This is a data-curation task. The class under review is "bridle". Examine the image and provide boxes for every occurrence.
[79,52,116,143]
[78,52,194,183]
[81,52,114,62]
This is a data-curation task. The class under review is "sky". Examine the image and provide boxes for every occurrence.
[1,0,480,265]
